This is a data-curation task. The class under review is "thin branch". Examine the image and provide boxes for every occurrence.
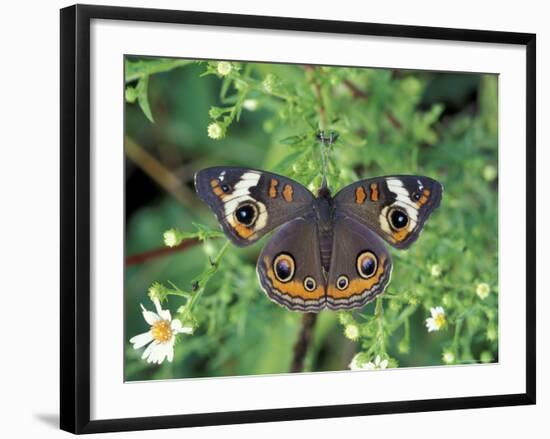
[384,110,403,130]
[125,135,197,207]
[289,313,318,373]
[342,80,403,130]
[304,66,328,131]
[343,79,370,99]
[126,238,202,266]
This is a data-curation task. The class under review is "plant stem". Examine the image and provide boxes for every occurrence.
[342,80,402,130]
[289,313,318,373]
[126,238,202,266]
[375,297,386,354]
[178,240,231,323]
[304,66,328,131]
[125,136,197,207]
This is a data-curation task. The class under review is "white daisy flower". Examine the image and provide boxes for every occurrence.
[349,354,388,371]
[425,306,446,332]
[130,298,193,364]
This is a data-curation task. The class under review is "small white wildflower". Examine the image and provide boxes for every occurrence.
[243,99,258,111]
[425,306,446,332]
[163,229,180,247]
[349,354,388,371]
[207,122,225,140]
[344,324,360,341]
[430,264,442,278]
[130,298,193,365]
[442,350,455,364]
[476,282,491,300]
[483,165,497,182]
[216,61,232,76]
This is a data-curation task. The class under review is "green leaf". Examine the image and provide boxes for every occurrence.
[125,58,193,83]
[136,76,154,123]
[278,134,308,146]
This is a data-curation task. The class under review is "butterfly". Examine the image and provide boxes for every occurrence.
[195,149,442,312]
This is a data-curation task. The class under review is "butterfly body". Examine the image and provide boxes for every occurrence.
[311,187,335,272]
[195,166,442,313]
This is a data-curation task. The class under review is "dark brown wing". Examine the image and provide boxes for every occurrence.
[334,175,443,249]
[256,217,326,312]
[195,167,314,246]
[326,215,392,310]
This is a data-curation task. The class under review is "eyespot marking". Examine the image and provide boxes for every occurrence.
[304,276,317,292]
[282,184,294,202]
[234,202,258,226]
[370,183,379,201]
[355,186,366,204]
[273,253,295,283]
[269,178,279,198]
[388,207,409,230]
[356,251,378,279]
[336,275,349,290]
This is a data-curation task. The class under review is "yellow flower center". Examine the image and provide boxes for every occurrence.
[434,314,446,328]
[151,320,172,343]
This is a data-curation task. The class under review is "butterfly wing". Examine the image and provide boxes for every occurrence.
[333,175,443,249]
[256,217,326,312]
[326,215,393,310]
[195,167,315,246]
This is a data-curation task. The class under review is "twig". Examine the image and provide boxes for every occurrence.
[125,135,197,207]
[384,110,403,130]
[343,79,370,99]
[304,66,328,131]
[126,238,202,266]
[289,313,318,373]
[342,80,402,130]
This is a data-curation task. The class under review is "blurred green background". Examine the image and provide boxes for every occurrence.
[124,57,498,381]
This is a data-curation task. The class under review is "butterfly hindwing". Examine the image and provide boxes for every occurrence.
[326,215,393,310]
[195,167,314,246]
[256,217,326,313]
[334,175,443,249]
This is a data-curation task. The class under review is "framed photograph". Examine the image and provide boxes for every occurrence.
[60,4,536,434]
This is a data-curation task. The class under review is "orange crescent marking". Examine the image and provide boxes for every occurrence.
[416,188,431,206]
[263,257,325,299]
[355,186,366,204]
[282,184,294,202]
[327,257,386,299]
[210,178,226,199]
[370,183,379,201]
[269,178,279,198]
[233,222,255,238]
[392,228,410,242]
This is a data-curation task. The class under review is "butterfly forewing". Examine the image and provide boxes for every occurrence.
[195,167,315,246]
[334,175,443,249]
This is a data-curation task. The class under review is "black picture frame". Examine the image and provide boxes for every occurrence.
[60,4,536,434]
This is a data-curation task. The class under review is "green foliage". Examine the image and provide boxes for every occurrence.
[124,56,498,380]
